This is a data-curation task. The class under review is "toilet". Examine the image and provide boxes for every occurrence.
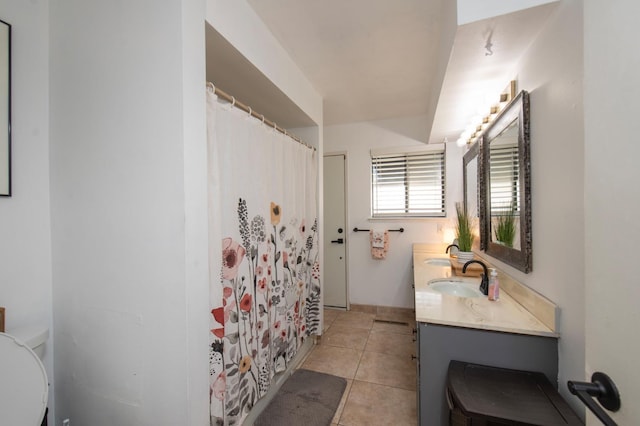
[0,326,49,425]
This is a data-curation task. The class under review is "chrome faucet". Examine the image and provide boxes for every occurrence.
[462,260,489,296]
[445,244,459,253]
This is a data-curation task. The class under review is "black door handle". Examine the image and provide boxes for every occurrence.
[331,238,344,244]
[568,372,620,426]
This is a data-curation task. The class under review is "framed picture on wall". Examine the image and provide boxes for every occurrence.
[0,18,11,196]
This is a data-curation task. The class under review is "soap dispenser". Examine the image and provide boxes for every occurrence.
[488,268,500,301]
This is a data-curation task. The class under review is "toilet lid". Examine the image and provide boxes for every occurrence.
[0,332,48,425]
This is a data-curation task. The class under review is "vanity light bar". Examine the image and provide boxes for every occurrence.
[465,80,518,145]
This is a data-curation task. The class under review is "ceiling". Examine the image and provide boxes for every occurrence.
[246,0,451,127]
[207,1,558,143]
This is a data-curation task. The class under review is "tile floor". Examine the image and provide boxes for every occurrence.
[299,309,418,425]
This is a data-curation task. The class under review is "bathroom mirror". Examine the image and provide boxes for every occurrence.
[481,90,531,272]
[0,19,10,196]
[463,141,481,249]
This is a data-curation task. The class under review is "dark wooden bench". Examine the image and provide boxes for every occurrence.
[447,360,583,425]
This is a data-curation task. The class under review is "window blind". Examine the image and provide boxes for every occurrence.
[371,149,445,217]
[489,144,520,215]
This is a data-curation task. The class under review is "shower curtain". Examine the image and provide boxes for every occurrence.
[207,89,321,426]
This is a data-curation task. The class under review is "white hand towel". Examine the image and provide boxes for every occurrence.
[371,231,385,248]
[370,230,389,259]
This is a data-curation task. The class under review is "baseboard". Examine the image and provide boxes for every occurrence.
[349,303,414,323]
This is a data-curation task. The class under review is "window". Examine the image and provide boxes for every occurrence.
[371,146,446,217]
[489,142,520,216]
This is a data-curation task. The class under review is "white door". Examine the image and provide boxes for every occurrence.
[583,2,640,424]
[323,154,347,308]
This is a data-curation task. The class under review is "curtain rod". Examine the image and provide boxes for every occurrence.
[206,82,314,151]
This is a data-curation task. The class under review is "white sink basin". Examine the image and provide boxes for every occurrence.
[428,279,484,298]
[424,258,451,266]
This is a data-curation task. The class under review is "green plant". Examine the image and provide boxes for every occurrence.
[455,202,474,252]
[494,203,517,247]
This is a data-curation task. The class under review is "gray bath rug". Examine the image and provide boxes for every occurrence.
[255,369,347,426]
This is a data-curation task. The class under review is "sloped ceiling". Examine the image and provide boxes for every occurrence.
[206,1,558,142]
[246,0,455,128]
[430,3,557,145]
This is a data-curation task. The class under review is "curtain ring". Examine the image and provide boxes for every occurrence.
[247,107,252,117]
[261,114,265,124]
[273,122,277,131]
[206,82,215,93]
[230,96,236,108]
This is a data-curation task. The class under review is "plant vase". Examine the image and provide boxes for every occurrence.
[457,251,474,264]
[454,202,475,264]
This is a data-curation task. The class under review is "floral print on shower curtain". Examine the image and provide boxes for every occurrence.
[207,90,321,426]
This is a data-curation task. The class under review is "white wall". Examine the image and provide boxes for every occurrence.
[180,0,210,422]
[477,0,585,416]
[49,1,208,425]
[584,1,640,423]
[0,0,54,419]
[324,116,464,308]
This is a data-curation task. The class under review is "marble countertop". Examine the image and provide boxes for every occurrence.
[413,245,557,338]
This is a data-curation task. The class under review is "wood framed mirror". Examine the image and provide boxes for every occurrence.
[481,90,531,272]
[0,18,10,196]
